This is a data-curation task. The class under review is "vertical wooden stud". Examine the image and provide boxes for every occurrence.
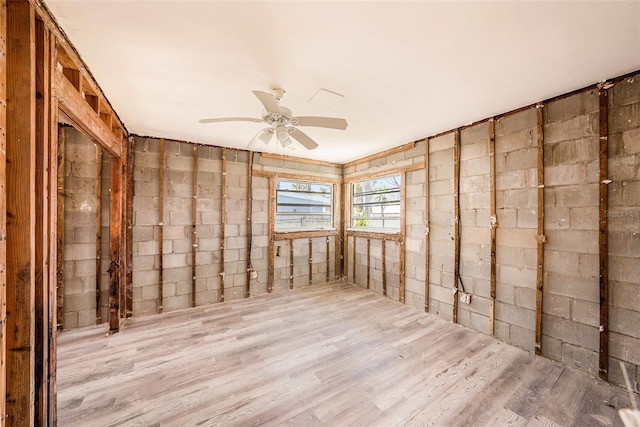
[326,236,330,282]
[453,129,460,324]
[366,238,370,289]
[108,156,122,333]
[6,1,36,422]
[334,182,341,280]
[341,182,347,279]
[535,104,546,355]
[157,138,164,312]
[191,144,198,307]
[598,83,611,380]
[94,146,103,323]
[308,238,313,286]
[344,235,349,283]
[34,17,50,426]
[352,236,356,284]
[289,239,294,290]
[382,239,387,297]
[399,171,406,304]
[124,137,134,318]
[0,2,8,419]
[56,127,65,330]
[220,148,226,301]
[425,139,430,312]
[245,152,253,297]
[489,118,498,335]
[267,177,275,293]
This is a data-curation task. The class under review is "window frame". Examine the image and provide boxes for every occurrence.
[349,173,402,233]
[274,178,335,233]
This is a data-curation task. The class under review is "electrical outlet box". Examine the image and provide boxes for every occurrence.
[460,292,472,305]
[251,271,258,279]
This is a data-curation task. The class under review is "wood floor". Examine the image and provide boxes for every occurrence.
[57,282,632,426]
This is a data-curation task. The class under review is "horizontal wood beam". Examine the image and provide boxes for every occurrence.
[54,68,121,157]
[345,230,402,242]
[260,152,342,169]
[274,230,338,241]
[343,161,425,183]
[343,141,420,169]
[253,169,341,184]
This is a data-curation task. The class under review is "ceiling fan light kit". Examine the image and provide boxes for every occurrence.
[199,88,348,151]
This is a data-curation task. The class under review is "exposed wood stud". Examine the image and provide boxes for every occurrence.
[453,129,460,324]
[118,145,126,318]
[326,236,330,282]
[309,238,313,286]
[124,137,134,318]
[535,104,546,355]
[191,144,198,307]
[598,83,611,381]
[54,69,121,157]
[346,230,402,242]
[56,127,65,330]
[99,111,112,130]
[274,230,338,241]
[366,238,371,289]
[108,156,122,333]
[35,18,51,426]
[334,183,342,280]
[489,118,498,335]
[340,182,347,279]
[289,239,294,290]
[6,1,37,422]
[158,138,165,313]
[246,152,253,298]
[62,67,81,90]
[352,236,356,284]
[382,239,387,297]
[399,171,406,304]
[220,148,227,301]
[47,53,59,423]
[95,146,103,323]
[425,139,430,312]
[267,178,275,293]
[84,93,99,113]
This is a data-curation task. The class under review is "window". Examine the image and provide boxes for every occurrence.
[351,174,401,231]
[275,180,333,231]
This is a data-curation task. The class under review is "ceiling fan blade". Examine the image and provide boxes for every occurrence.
[199,117,263,124]
[289,127,319,150]
[293,116,348,130]
[252,90,280,114]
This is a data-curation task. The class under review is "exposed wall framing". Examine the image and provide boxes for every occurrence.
[425,139,430,312]
[95,146,103,323]
[246,152,253,297]
[308,238,313,286]
[220,147,227,301]
[453,129,461,323]
[382,239,387,297]
[157,138,165,312]
[108,156,122,333]
[326,237,330,282]
[124,137,134,318]
[489,119,497,334]
[191,144,198,307]
[268,178,275,293]
[366,238,371,289]
[399,171,406,304]
[534,104,545,355]
[597,83,611,381]
[289,239,294,289]
[56,127,65,330]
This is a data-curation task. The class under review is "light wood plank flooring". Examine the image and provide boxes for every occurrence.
[58,282,632,426]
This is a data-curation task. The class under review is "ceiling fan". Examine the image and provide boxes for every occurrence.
[198,87,348,151]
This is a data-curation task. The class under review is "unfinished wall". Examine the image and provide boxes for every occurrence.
[132,141,342,315]
[61,126,111,329]
[344,71,640,390]
[607,76,640,388]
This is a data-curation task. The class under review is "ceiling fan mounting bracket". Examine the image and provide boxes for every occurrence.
[271,87,285,101]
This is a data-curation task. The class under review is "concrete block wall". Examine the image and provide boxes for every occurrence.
[340,71,640,389]
[254,153,342,291]
[494,109,538,352]
[458,123,492,334]
[607,76,640,389]
[61,127,106,329]
[541,89,600,373]
[428,133,455,321]
[343,141,426,308]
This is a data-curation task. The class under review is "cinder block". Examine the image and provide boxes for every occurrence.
[544,114,594,144]
[495,301,534,329]
[545,271,599,303]
[561,342,597,374]
[570,299,599,327]
[610,307,640,339]
[545,163,588,187]
[509,324,535,352]
[541,313,599,351]
[545,89,598,124]
[541,334,562,362]
[544,206,571,230]
[514,286,536,310]
[612,281,640,311]
[545,229,598,254]
[495,108,536,135]
[504,188,536,209]
[504,148,537,172]
[609,332,640,365]
[541,292,570,319]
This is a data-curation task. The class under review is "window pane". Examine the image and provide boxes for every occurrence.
[351,174,402,231]
[275,180,334,231]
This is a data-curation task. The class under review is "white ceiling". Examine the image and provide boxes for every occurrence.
[47,1,640,163]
